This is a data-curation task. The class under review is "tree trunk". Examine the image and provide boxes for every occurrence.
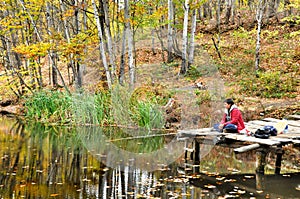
[124,0,135,87]
[59,0,75,86]
[231,0,236,24]
[225,0,232,24]
[217,0,221,43]
[102,0,117,82]
[284,0,292,17]
[151,29,156,54]
[92,0,112,89]
[46,2,58,88]
[188,8,197,69]
[167,0,174,63]
[74,0,83,90]
[180,0,189,74]
[255,0,265,71]
[119,26,126,85]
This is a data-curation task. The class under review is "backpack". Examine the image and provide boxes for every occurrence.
[254,128,270,139]
[254,125,277,139]
[263,125,277,136]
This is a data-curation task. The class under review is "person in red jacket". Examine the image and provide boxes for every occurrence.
[218,98,248,134]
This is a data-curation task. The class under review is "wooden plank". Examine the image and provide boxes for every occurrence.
[234,143,260,153]
[178,128,220,137]
[248,120,277,126]
[277,133,300,139]
[246,121,300,134]
[287,115,300,120]
[107,132,178,142]
[224,134,281,145]
[291,140,300,144]
[269,137,293,144]
[262,118,300,128]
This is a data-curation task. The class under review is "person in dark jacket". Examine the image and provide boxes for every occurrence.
[218,98,248,133]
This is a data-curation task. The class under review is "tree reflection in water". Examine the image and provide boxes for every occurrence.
[0,117,299,198]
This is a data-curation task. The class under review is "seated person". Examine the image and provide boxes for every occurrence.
[215,98,248,134]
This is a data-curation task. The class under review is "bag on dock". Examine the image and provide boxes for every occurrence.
[254,128,270,139]
[254,125,277,139]
[263,125,277,136]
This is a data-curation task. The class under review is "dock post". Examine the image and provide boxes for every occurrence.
[194,140,200,173]
[255,148,268,192]
[255,172,265,191]
[194,140,200,164]
[275,146,284,175]
[256,148,269,174]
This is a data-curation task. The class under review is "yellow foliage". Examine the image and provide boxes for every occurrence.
[13,43,51,59]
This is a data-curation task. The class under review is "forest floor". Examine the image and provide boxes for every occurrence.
[126,13,300,122]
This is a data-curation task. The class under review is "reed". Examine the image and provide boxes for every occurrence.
[130,101,164,130]
[24,89,165,129]
[24,90,72,123]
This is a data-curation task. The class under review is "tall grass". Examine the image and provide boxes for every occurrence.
[24,90,113,125]
[71,93,100,125]
[24,91,72,123]
[24,88,165,129]
[130,101,164,130]
[94,92,113,125]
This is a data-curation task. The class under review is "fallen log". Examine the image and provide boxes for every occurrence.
[234,143,260,153]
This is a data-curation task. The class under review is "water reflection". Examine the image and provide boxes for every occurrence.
[0,117,299,198]
[78,126,187,172]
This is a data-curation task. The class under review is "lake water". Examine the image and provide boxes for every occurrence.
[0,116,299,198]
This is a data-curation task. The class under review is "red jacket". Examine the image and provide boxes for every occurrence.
[221,105,246,132]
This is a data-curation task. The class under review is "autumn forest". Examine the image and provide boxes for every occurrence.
[0,0,299,125]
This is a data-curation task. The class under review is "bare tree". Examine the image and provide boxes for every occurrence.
[92,0,112,89]
[102,0,117,81]
[125,0,135,87]
[180,0,189,74]
[255,0,265,71]
[188,7,197,69]
[167,0,174,63]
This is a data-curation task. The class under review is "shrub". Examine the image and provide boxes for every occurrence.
[239,71,297,98]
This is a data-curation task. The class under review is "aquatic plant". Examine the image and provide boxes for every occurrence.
[130,100,164,130]
[24,90,72,123]
[24,88,166,129]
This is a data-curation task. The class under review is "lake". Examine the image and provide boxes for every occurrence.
[0,116,299,198]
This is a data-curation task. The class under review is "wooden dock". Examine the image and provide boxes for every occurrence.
[177,116,300,175]
[178,117,300,147]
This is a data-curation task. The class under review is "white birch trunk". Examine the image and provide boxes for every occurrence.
[231,0,236,24]
[74,0,83,89]
[180,0,189,74]
[217,0,221,43]
[151,29,155,54]
[124,0,135,87]
[119,28,126,85]
[188,8,197,69]
[92,0,112,89]
[255,0,264,71]
[60,0,77,86]
[46,3,57,87]
[102,0,117,81]
[167,0,174,62]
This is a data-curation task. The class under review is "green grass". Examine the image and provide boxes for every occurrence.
[24,90,72,123]
[24,88,166,129]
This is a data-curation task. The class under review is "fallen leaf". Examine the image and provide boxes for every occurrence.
[204,184,216,189]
